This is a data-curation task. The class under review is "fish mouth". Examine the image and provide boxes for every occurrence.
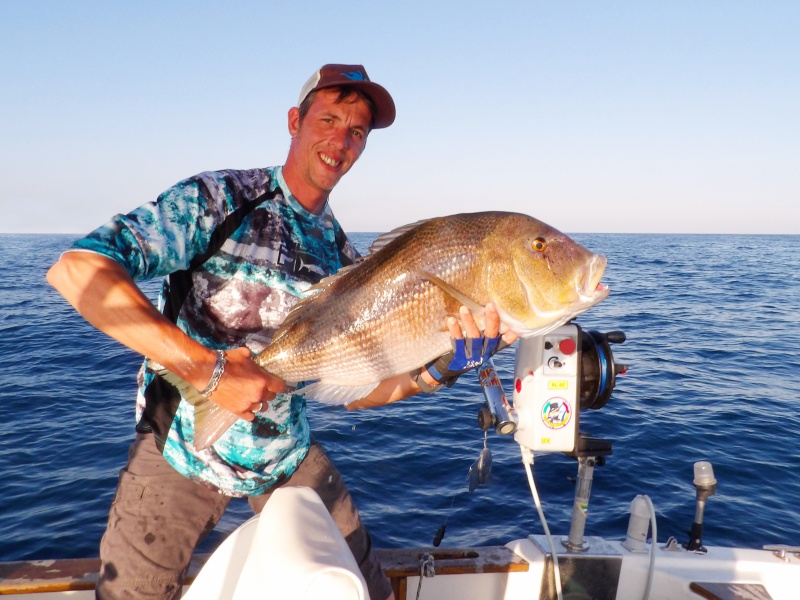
[578,254,609,305]
[505,252,610,340]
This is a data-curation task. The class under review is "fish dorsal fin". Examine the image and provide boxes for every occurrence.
[270,295,314,343]
[367,218,434,255]
[276,219,436,339]
[414,268,485,315]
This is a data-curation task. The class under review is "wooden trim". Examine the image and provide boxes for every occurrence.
[375,546,529,599]
[0,546,527,596]
[689,582,774,600]
[0,555,209,595]
[375,546,529,578]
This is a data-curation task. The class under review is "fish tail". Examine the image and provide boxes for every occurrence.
[153,365,239,450]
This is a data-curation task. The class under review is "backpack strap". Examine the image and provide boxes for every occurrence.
[138,187,278,444]
[162,187,280,323]
[334,220,357,267]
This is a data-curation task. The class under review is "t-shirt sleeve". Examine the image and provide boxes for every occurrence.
[69,174,230,280]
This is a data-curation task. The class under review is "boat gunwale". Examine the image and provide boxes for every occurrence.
[0,546,528,595]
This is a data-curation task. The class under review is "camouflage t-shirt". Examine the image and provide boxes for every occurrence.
[69,166,359,496]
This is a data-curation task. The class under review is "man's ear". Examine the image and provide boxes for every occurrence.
[288,107,301,137]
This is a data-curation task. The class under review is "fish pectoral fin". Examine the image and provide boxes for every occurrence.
[297,381,381,405]
[153,365,239,451]
[414,269,485,316]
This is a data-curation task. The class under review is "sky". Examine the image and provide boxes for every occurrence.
[1,1,798,235]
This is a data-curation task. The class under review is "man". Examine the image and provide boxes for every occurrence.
[47,64,511,600]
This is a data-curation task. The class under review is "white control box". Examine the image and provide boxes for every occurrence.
[513,324,580,452]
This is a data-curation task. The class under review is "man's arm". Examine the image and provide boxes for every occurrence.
[47,251,285,419]
[346,303,518,410]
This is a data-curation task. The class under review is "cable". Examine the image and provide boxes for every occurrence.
[641,494,657,600]
[520,445,564,600]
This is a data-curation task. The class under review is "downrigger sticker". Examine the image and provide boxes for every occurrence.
[541,398,572,430]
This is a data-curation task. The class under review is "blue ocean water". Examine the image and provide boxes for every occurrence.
[1,232,799,563]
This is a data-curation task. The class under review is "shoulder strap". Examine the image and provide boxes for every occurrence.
[162,188,279,323]
[335,223,357,267]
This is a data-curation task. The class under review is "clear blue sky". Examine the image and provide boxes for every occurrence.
[2,1,798,234]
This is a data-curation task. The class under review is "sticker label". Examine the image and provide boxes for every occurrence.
[548,380,569,390]
[541,398,571,430]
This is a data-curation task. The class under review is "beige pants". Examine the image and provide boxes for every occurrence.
[96,433,391,600]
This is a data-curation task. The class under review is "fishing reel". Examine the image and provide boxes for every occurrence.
[512,323,627,455]
[477,323,627,455]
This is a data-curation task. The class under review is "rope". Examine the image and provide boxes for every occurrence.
[415,552,435,600]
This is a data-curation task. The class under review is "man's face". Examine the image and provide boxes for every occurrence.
[286,88,372,201]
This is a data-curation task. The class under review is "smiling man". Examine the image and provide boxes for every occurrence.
[48,64,406,600]
[48,64,509,600]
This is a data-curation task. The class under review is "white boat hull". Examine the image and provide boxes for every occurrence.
[4,529,798,599]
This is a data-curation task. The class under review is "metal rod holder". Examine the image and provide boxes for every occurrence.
[562,456,599,552]
[477,359,518,435]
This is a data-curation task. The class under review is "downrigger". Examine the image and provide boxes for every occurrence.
[433,322,627,549]
[476,322,628,551]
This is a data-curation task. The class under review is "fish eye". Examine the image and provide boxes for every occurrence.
[532,238,547,252]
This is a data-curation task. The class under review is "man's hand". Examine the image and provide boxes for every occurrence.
[203,347,286,421]
[422,303,520,389]
[449,302,519,348]
[348,303,520,409]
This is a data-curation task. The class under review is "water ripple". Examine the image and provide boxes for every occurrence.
[1,233,799,560]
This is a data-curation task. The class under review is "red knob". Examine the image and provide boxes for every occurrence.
[559,338,577,355]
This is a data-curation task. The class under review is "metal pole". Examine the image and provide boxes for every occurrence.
[563,457,596,552]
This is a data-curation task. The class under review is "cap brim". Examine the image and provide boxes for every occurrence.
[355,81,395,129]
[316,80,395,129]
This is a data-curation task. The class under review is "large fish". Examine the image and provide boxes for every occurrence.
[161,211,609,449]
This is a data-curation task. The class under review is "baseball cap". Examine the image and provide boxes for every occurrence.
[297,64,396,129]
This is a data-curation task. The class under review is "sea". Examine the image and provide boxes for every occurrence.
[1,232,799,563]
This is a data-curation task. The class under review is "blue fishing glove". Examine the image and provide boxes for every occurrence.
[414,334,507,393]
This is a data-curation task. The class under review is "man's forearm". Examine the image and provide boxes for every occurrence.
[345,369,440,410]
[46,251,285,419]
[46,251,219,392]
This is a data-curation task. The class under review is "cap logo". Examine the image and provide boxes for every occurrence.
[341,71,366,81]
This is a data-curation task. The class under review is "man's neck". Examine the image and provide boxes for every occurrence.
[281,162,329,215]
